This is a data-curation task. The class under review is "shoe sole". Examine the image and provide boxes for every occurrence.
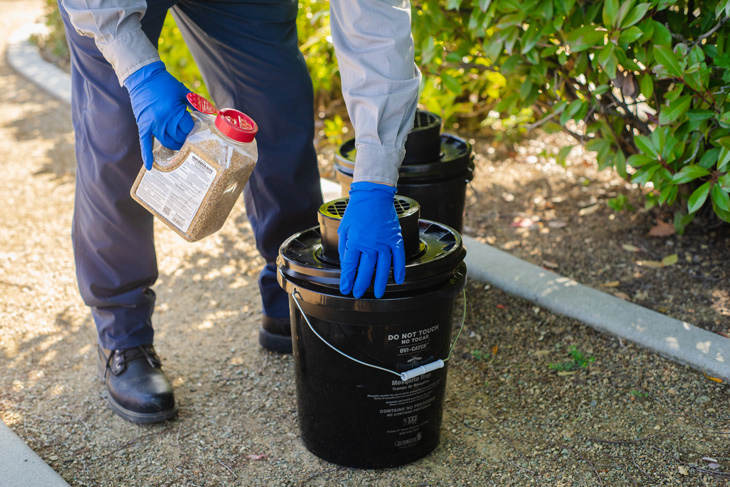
[97,361,178,424]
[258,327,293,354]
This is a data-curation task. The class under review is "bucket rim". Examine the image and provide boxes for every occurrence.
[277,220,466,296]
[335,134,473,181]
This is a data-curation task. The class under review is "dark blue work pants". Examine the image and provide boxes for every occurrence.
[59,0,323,350]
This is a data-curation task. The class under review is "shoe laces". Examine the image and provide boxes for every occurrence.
[104,345,161,378]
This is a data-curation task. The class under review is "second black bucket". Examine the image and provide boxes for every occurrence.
[277,197,467,469]
[335,132,474,233]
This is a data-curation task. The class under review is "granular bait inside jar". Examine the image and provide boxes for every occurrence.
[131,96,258,242]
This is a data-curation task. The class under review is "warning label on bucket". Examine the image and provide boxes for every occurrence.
[388,324,440,358]
[364,370,446,449]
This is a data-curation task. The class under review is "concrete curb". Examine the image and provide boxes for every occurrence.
[0,421,70,487]
[463,236,729,381]
[7,24,72,105]
[7,24,729,382]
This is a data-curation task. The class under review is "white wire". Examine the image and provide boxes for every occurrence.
[291,290,402,378]
[290,286,467,379]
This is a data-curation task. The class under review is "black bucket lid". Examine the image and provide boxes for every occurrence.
[334,134,473,182]
[277,219,466,296]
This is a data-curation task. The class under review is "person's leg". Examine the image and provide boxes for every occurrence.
[60,0,178,422]
[171,0,323,351]
[61,2,175,350]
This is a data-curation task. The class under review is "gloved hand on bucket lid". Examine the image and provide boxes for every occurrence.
[338,182,406,299]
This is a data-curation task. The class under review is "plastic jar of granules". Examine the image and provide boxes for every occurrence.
[131,94,258,242]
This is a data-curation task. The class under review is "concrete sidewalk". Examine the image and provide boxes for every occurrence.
[0,421,70,487]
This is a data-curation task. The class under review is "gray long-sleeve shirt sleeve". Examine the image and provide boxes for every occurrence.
[60,0,420,185]
[330,0,421,186]
[61,0,160,83]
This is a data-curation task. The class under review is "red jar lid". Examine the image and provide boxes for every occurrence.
[215,108,258,143]
[187,93,257,143]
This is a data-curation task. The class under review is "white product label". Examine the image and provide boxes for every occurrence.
[135,152,217,232]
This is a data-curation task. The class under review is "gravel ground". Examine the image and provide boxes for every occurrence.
[1,2,729,486]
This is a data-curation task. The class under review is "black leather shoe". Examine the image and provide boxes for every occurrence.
[258,315,292,354]
[97,345,178,423]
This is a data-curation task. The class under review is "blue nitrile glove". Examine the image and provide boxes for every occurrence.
[338,182,406,299]
[124,61,194,170]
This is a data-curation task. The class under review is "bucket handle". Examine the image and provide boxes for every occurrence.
[290,287,466,382]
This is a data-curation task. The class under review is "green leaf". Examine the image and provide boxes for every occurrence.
[658,96,692,125]
[497,12,524,29]
[714,54,730,69]
[519,79,533,100]
[521,24,541,55]
[662,254,678,266]
[711,184,730,212]
[615,0,636,28]
[636,18,655,44]
[663,85,684,102]
[672,164,710,184]
[556,145,573,166]
[501,54,521,74]
[699,148,720,169]
[719,111,730,127]
[614,148,627,179]
[716,1,730,18]
[604,53,618,80]
[687,181,711,214]
[652,20,672,46]
[672,211,694,234]
[484,38,504,62]
[620,3,652,29]
[632,163,660,185]
[586,138,611,168]
[720,173,730,190]
[597,43,615,68]
[566,26,605,52]
[446,0,462,9]
[635,134,658,158]
[720,147,730,171]
[687,110,715,123]
[652,127,667,156]
[683,69,704,93]
[421,36,437,65]
[479,0,492,11]
[718,136,730,150]
[628,154,657,167]
[653,45,683,78]
[441,73,463,95]
[603,0,619,27]
[613,46,641,71]
[640,74,654,99]
[560,99,583,125]
[538,0,554,20]
[659,184,678,205]
[618,26,643,44]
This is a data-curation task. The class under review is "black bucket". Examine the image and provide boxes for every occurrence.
[403,110,442,165]
[277,198,467,469]
[334,132,474,233]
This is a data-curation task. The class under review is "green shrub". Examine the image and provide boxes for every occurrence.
[437,0,730,228]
